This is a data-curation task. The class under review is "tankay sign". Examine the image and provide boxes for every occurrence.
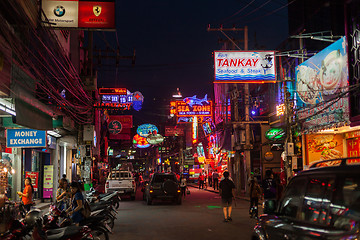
[6,129,47,148]
[214,51,276,83]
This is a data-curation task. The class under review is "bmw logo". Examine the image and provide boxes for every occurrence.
[54,6,65,17]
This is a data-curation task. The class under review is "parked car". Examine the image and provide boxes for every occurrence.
[143,172,181,205]
[105,170,136,200]
[252,158,360,240]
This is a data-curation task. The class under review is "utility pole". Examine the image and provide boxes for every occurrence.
[207,25,250,194]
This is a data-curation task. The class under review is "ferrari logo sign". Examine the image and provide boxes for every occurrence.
[93,6,102,16]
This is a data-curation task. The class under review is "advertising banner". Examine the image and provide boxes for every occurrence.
[305,134,343,166]
[43,165,54,199]
[346,138,360,163]
[165,126,184,136]
[25,172,39,192]
[42,0,79,28]
[6,129,47,148]
[42,0,115,29]
[78,1,115,28]
[296,37,349,132]
[108,115,132,140]
[214,51,276,83]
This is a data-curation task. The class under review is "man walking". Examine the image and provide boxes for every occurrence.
[219,171,236,222]
[212,170,219,190]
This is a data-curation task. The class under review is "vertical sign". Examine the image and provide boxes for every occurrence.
[25,172,39,192]
[43,165,54,198]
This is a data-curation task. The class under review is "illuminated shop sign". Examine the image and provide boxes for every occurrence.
[276,103,285,116]
[96,88,144,111]
[296,37,349,131]
[78,1,115,28]
[99,88,127,95]
[192,116,198,143]
[177,116,212,124]
[6,129,47,148]
[214,51,276,83]
[133,134,150,149]
[41,0,115,29]
[176,98,212,117]
[265,128,285,141]
[202,120,215,136]
[137,124,159,138]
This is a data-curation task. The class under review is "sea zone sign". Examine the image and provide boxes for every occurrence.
[6,129,47,148]
[214,51,276,83]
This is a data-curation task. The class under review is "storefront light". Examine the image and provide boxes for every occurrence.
[4,167,7,173]
[11,169,15,174]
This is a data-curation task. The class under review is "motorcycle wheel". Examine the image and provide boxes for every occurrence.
[91,227,109,240]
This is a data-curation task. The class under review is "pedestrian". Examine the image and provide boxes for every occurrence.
[198,172,205,189]
[180,175,187,199]
[56,178,70,211]
[219,171,236,222]
[17,177,34,212]
[249,179,262,218]
[212,170,219,190]
[262,170,276,200]
[208,171,213,188]
[65,182,84,226]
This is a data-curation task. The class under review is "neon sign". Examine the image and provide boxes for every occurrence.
[176,100,212,117]
[97,88,144,111]
[276,104,285,116]
[133,134,150,148]
[265,128,285,141]
[192,116,198,143]
[137,124,159,138]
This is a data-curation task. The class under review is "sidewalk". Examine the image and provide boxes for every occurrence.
[188,184,252,202]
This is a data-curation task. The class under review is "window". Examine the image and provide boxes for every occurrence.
[301,177,335,225]
[278,177,307,219]
[153,174,176,183]
[331,175,360,231]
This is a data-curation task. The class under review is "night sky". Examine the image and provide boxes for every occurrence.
[94,0,290,125]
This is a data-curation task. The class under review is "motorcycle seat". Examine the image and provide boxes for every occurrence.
[46,225,82,240]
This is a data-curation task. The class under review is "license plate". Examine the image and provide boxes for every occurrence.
[119,191,124,193]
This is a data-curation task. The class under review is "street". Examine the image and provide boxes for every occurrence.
[111,187,258,240]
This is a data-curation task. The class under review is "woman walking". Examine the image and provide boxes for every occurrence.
[17,177,34,212]
[249,179,262,219]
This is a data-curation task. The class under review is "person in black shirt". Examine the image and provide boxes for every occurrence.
[219,171,236,222]
[262,170,276,200]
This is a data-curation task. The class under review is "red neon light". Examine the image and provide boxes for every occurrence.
[99,88,127,95]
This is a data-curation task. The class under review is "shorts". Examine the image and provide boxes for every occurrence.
[221,197,233,207]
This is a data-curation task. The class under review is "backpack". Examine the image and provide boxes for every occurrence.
[81,200,91,218]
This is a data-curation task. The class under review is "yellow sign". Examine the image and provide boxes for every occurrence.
[276,103,285,116]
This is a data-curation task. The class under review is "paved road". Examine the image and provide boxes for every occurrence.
[110,187,258,240]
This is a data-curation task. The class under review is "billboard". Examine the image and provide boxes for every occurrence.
[295,37,349,131]
[214,51,276,83]
[108,115,132,140]
[95,88,144,111]
[42,0,115,29]
[305,134,343,166]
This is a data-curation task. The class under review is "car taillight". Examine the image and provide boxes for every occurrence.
[106,182,109,188]
[132,180,135,187]
[150,186,153,193]
[177,187,181,193]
